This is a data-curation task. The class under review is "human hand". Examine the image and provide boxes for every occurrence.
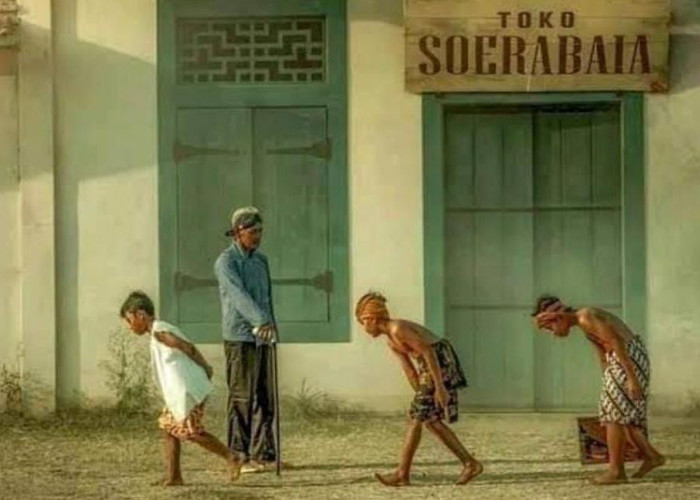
[435,385,450,410]
[627,378,642,400]
[255,324,277,344]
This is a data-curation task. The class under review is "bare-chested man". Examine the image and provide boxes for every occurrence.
[355,292,483,487]
[532,295,665,485]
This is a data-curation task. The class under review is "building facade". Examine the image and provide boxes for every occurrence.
[0,0,699,415]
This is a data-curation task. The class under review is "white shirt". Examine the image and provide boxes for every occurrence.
[150,320,212,421]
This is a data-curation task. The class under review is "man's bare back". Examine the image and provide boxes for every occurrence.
[385,319,440,359]
[578,308,636,352]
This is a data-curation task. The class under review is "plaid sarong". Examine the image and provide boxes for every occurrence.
[158,402,206,440]
[409,339,467,424]
[599,335,650,429]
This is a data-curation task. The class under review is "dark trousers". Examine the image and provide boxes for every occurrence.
[224,341,276,462]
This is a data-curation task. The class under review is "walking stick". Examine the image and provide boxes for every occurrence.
[271,339,282,477]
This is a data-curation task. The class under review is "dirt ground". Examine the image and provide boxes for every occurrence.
[1,411,699,499]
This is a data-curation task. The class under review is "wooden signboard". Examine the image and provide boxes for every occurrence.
[405,0,670,93]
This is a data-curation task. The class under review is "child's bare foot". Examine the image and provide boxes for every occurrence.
[632,455,666,479]
[590,470,628,485]
[456,460,483,485]
[229,457,243,482]
[374,471,410,487]
[161,478,184,487]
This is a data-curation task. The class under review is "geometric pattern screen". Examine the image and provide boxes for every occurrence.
[177,17,325,84]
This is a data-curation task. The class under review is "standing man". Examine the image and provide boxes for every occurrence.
[215,206,278,473]
[532,295,665,485]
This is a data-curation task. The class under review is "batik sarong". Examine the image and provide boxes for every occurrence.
[409,339,468,424]
[598,335,650,429]
[158,402,206,440]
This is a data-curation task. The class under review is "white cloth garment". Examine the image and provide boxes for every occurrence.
[150,320,212,421]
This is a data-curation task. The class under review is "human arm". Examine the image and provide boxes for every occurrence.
[254,256,277,344]
[390,347,420,391]
[583,311,642,399]
[154,331,213,379]
[588,336,608,372]
[214,257,272,329]
[394,324,449,409]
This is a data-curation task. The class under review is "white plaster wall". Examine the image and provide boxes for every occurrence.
[54,0,159,403]
[46,0,700,416]
[0,73,20,403]
[51,0,421,411]
[645,0,700,414]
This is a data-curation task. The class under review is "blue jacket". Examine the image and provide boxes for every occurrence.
[214,243,275,343]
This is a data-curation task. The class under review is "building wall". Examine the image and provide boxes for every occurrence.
[4,0,697,414]
[51,0,419,410]
[0,66,20,410]
[645,0,700,414]
[54,0,159,404]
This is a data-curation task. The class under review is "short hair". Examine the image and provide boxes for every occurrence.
[120,290,155,318]
[531,294,573,317]
[225,207,263,237]
[354,291,388,322]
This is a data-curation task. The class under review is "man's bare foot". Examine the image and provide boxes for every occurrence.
[590,470,628,485]
[632,455,666,479]
[374,471,410,487]
[456,460,483,485]
[240,460,266,474]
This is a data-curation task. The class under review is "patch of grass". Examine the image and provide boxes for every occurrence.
[685,391,700,418]
[281,379,369,423]
[99,326,158,415]
[0,405,153,434]
[0,364,22,414]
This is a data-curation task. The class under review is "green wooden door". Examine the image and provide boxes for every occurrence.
[445,111,535,409]
[444,106,621,410]
[174,107,334,342]
[158,0,348,343]
[533,109,622,410]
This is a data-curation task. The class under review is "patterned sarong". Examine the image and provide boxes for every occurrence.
[158,402,206,440]
[409,339,468,424]
[599,335,650,429]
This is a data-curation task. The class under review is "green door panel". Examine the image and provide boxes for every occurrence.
[444,107,622,410]
[445,111,535,409]
[252,107,329,324]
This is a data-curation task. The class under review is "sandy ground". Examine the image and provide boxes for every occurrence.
[1,412,699,499]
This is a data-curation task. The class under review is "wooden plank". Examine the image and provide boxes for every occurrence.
[253,107,329,323]
[406,0,671,19]
[502,113,533,208]
[591,110,621,212]
[423,96,446,336]
[445,111,535,409]
[593,211,623,306]
[405,0,670,92]
[471,310,534,408]
[534,113,562,207]
[176,108,253,324]
[445,113,475,209]
[561,114,593,206]
[406,17,671,39]
[473,115,503,207]
[533,108,623,410]
[446,213,475,307]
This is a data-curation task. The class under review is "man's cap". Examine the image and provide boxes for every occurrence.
[225,206,263,236]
